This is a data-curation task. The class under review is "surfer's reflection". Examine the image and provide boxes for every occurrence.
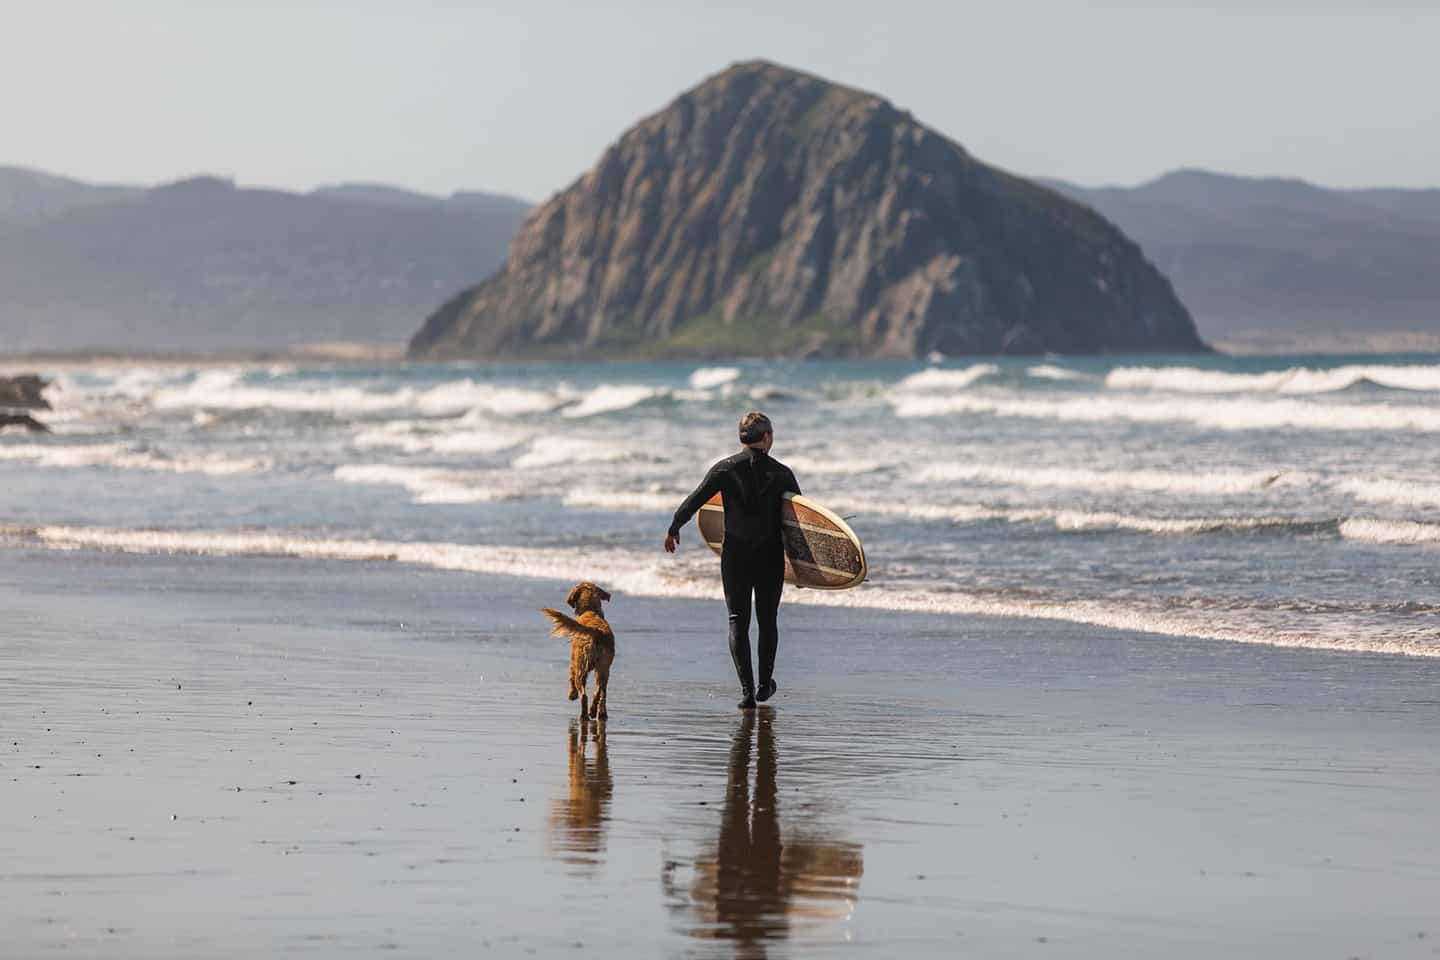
[667,710,864,957]
[546,719,611,871]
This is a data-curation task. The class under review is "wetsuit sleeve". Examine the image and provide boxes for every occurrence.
[669,462,725,537]
[784,466,801,497]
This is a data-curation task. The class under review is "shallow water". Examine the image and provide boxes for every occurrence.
[3,353,1440,657]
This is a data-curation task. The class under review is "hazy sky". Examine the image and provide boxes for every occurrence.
[4,1,1436,200]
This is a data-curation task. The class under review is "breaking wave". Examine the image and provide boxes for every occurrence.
[554,486,1336,541]
[561,384,664,418]
[689,366,741,389]
[1338,518,1440,545]
[333,464,529,504]
[350,421,527,455]
[0,442,267,476]
[151,370,411,415]
[4,523,1434,657]
[1337,478,1440,509]
[889,392,1440,433]
[827,495,1334,538]
[1106,364,1440,395]
[918,462,1292,496]
[511,435,644,470]
[1026,365,1096,382]
[893,364,999,392]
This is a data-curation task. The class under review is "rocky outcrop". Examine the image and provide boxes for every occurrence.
[411,60,1205,361]
[0,375,51,432]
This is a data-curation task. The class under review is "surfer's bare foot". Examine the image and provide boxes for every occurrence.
[738,693,757,710]
[756,679,777,703]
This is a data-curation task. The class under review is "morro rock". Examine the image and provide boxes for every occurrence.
[410,61,1205,360]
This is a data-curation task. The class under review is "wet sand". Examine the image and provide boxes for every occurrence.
[3,547,1439,958]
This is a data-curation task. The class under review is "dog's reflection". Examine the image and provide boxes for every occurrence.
[669,710,864,957]
[546,719,612,870]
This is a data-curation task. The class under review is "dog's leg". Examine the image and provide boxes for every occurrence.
[567,642,584,701]
[579,686,589,721]
[594,664,609,720]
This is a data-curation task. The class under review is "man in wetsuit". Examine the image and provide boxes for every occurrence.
[665,412,801,709]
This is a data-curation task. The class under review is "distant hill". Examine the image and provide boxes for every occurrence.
[0,167,530,352]
[0,167,141,229]
[411,61,1204,361]
[1046,170,1440,346]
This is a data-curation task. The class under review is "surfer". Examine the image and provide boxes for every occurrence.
[665,412,801,709]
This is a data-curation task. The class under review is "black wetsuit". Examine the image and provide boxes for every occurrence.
[669,448,801,695]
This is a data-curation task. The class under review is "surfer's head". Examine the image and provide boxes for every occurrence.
[739,412,773,450]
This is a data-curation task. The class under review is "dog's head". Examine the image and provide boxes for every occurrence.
[566,581,612,615]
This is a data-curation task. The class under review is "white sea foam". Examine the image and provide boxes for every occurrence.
[796,583,1439,658]
[827,497,1001,525]
[893,364,999,392]
[511,436,636,470]
[1026,365,1095,382]
[152,370,412,415]
[7,523,1434,657]
[333,464,527,504]
[561,488,680,512]
[889,392,1440,433]
[689,366,741,390]
[783,454,887,477]
[1339,518,1440,545]
[830,494,1323,538]
[919,462,1290,496]
[414,380,569,417]
[1106,364,1440,395]
[0,442,267,476]
[1336,478,1440,509]
[351,421,526,455]
[561,384,663,418]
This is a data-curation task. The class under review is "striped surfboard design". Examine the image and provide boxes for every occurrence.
[696,491,867,590]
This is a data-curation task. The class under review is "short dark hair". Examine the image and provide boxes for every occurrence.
[738,411,772,444]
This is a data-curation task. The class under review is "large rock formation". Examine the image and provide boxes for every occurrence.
[410,60,1205,360]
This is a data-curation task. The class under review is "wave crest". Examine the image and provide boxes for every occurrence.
[1106,364,1440,395]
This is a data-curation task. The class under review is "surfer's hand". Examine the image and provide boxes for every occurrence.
[663,532,679,553]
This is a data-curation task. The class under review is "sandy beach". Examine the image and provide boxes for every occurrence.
[3,546,1438,958]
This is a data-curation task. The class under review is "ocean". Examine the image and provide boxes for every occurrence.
[4,353,1439,658]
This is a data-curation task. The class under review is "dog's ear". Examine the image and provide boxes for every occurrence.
[597,586,612,602]
[566,584,582,609]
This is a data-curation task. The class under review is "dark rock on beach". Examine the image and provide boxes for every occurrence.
[0,375,52,432]
[410,60,1206,361]
[0,374,50,410]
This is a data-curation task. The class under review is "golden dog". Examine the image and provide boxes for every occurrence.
[541,582,615,720]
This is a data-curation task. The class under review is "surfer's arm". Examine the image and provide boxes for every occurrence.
[784,466,801,497]
[668,464,724,537]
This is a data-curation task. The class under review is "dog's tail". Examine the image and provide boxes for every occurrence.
[541,608,605,643]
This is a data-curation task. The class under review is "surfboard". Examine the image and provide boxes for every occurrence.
[696,492,867,590]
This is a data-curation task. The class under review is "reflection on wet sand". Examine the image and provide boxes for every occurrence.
[667,710,864,957]
[546,719,612,870]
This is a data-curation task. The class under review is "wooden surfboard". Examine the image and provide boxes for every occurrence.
[696,492,867,590]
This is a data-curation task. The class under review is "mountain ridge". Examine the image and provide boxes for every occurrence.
[1046,169,1440,339]
[0,167,530,352]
